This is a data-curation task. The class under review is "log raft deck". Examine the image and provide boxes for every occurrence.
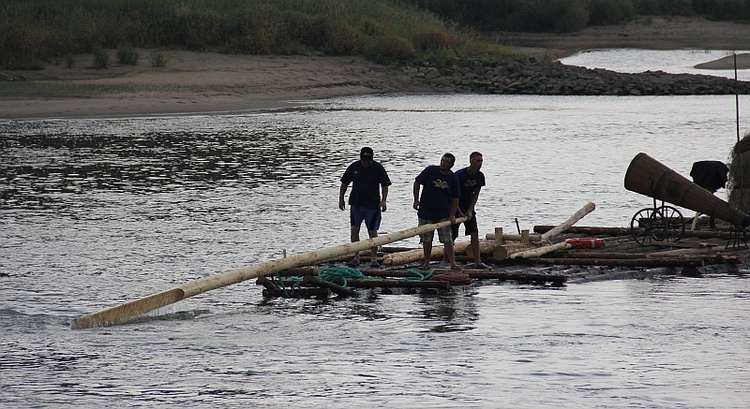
[257,223,750,300]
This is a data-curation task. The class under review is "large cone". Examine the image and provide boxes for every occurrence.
[624,152,749,227]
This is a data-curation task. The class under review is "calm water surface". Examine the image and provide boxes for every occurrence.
[2,50,750,407]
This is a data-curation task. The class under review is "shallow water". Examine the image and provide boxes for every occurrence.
[2,50,750,407]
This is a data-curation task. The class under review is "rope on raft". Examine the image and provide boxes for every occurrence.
[317,266,436,288]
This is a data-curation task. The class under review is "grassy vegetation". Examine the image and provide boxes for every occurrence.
[2,0,746,72]
[0,0,516,70]
[400,0,750,32]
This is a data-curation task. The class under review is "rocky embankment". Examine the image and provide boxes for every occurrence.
[405,58,750,95]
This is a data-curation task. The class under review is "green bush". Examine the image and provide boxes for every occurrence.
[149,51,168,67]
[413,29,458,51]
[116,44,140,65]
[589,0,636,25]
[363,35,416,64]
[92,46,108,68]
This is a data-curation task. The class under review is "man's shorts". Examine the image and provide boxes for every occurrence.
[351,206,382,231]
[418,217,453,244]
[452,212,479,240]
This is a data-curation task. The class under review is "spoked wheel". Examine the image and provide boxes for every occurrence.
[630,207,658,246]
[654,205,684,242]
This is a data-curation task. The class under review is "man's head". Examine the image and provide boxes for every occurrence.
[360,147,374,166]
[440,153,456,172]
[469,151,483,172]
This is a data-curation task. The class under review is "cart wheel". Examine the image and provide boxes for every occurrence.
[630,207,658,246]
[655,205,684,242]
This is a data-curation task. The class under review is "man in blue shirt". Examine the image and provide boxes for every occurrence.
[413,153,460,269]
[453,151,488,269]
[339,147,391,267]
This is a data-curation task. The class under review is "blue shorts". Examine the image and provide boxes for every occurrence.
[418,218,453,244]
[351,206,382,231]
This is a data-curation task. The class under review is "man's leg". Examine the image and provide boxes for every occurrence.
[422,241,432,268]
[367,229,378,262]
[349,225,361,264]
[445,240,457,268]
[470,231,481,264]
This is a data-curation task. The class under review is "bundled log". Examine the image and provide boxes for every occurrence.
[347,278,450,290]
[523,257,704,267]
[533,225,741,240]
[466,271,567,284]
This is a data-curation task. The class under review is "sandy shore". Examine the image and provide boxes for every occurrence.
[1,17,749,120]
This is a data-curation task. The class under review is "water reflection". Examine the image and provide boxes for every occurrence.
[0,120,346,210]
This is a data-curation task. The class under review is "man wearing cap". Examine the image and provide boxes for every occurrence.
[339,147,392,268]
[413,153,461,270]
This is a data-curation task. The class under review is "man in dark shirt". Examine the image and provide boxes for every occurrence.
[453,151,487,269]
[413,153,460,269]
[339,147,392,267]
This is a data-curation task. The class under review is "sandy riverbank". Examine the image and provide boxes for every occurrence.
[1,17,749,120]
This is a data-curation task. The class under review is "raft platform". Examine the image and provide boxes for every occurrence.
[256,223,750,299]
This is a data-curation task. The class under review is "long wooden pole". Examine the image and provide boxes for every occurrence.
[72,217,466,329]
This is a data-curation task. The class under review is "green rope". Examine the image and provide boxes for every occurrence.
[316,266,435,289]
[404,268,435,281]
[318,266,368,288]
[275,272,303,297]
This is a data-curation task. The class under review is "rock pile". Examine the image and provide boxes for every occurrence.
[404,58,750,95]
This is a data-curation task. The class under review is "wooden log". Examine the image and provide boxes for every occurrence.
[262,288,331,298]
[255,276,278,290]
[464,239,496,260]
[533,225,741,240]
[347,278,450,290]
[493,242,539,261]
[541,202,596,240]
[485,233,543,242]
[303,275,357,297]
[509,241,572,259]
[523,257,704,267]
[382,239,474,266]
[71,217,466,329]
[466,271,567,283]
[382,246,445,266]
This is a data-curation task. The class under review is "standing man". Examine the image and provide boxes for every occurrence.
[413,153,461,270]
[339,147,391,268]
[453,151,488,269]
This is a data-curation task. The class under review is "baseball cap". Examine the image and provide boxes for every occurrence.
[360,147,374,160]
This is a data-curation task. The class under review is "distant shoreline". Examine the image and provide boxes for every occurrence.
[2,16,750,120]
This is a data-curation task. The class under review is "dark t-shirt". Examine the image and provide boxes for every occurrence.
[341,160,391,208]
[415,165,459,220]
[455,168,486,212]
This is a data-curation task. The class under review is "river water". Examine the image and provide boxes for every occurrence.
[2,50,750,408]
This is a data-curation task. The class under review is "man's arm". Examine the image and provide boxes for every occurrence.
[466,187,482,220]
[412,181,421,210]
[381,185,388,212]
[339,183,348,210]
[450,197,459,224]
